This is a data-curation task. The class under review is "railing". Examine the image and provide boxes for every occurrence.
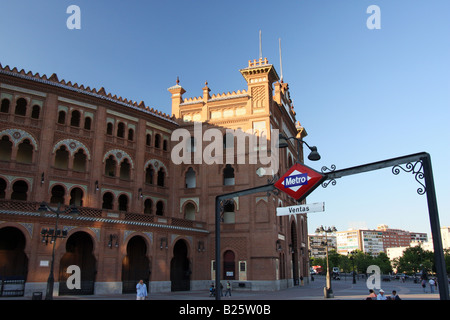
[0,199,207,230]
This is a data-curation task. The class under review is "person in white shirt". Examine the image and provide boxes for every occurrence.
[136,279,148,300]
[377,289,387,300]
[429,278,435,293]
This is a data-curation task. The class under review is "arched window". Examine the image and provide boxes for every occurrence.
[145,165,154,184]
[0,99,10,113]
[0,136,13,161]
[155,134,161,148]
[31,105,40,119]
[104,155,116,177]
[70,110,81,127]
[118,194,128,212]
[14,98,27,116]
[50,185,65,204]
[70,187,83,207]
[223,164,235,186]
[73,149,87,172]
[55,146,69,170]
[58,110,66,124]
[84,117,92,130]
[117,122,125,138]
[16,139,33,164]
[119,158,131,180]
[163,140,168,151]
[156,201,164,216]
[146,134,151,146]
[223,201,235,224]
[11,180,28,201]
[157,168,165,187]
[144,199,152,214]
[185,167,196,188]
[106,122,113,135]
[102,192,114,210]
[184,202,196,221]
[128,128,134,141]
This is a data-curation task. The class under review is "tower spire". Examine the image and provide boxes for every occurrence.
[259,30,262,60]
[279,38,283,82]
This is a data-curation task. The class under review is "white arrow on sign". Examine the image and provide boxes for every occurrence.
[276,202,325,216]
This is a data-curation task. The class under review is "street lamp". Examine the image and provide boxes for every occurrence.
[315,225,337,298]
[39,202,79,300]
[348,250,357,284]
[278,133,321,162]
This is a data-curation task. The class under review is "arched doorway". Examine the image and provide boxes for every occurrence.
[223,250,236,280]
[122,236,150,294]
[170,240,190,291]
[291,222,299,285]
[0,227,28,296]
[59,231,96,295]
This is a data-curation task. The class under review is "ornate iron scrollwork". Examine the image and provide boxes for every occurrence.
[321,178,336,189]
[321,164,337,188]
[321,164,336,174]
[392,161,426,195]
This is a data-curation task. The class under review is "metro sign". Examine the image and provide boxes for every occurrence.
[274,163,325,201]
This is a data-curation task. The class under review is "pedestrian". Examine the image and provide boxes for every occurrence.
[209,283,215,297]
[224,281,232,297]
[300,275,304,285]
[391,290,401,300]
[366,289,377,300]
[421,279,427,293]
[377,289,387,300]
[136,279,148,300]
[429,278,435,293]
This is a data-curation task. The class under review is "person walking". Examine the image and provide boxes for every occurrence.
[224,281,232,297]
[421,279,427,293]
[429,278,435,293]
[136,279,148,300]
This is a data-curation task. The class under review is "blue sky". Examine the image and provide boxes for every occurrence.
[1,0,449,237]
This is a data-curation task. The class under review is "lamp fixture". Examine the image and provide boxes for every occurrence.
[108,234,119,249]
[160,237,168,250]
[278,133,321,162]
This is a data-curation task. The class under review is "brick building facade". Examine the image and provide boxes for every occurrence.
[0,57,309,297]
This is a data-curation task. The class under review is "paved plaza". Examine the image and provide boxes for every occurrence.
[0,275,443,301]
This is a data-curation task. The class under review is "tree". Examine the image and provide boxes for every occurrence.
[395,246,433,275]
[373,252,392,274]
[353,250,374,275]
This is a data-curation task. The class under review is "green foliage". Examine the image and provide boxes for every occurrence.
[310,245,450,276]
[394,246,434,274]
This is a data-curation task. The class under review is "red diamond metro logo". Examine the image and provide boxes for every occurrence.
[274,163,325,201]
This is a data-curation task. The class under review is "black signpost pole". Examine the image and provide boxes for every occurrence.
[213,152,449,300]
[320,152,449,300]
